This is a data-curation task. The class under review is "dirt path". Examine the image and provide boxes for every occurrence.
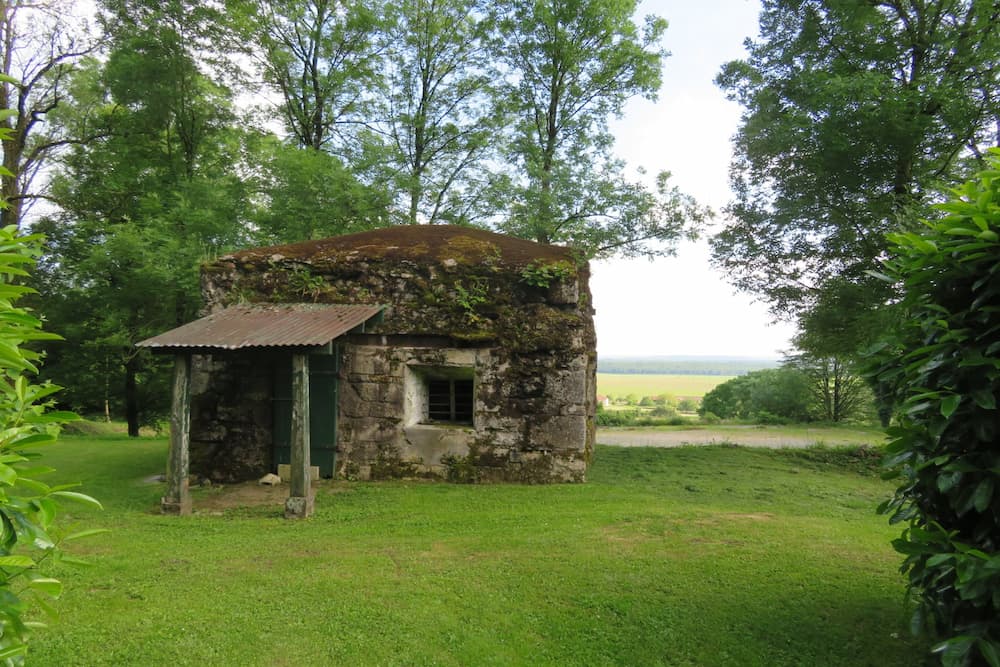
[596,426,871,449]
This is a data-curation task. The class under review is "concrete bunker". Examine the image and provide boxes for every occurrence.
[139,225,597,516]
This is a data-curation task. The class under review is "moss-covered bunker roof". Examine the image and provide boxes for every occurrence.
[225,225,575,268]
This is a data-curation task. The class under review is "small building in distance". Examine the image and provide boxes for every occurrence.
[142,225,597,490]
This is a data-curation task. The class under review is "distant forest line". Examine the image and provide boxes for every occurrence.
[597,358,781,376]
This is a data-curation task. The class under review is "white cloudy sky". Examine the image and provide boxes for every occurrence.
[593,0,797,359]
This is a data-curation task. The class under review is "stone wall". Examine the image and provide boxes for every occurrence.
[335,342,590,482]
[189,225,597,483]
[188,352,274,482]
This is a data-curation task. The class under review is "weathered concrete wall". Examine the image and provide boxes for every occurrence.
[189,352,273,482]
[189,225,596,483]
[336,343,590,482]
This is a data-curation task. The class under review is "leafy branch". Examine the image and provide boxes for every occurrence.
[0,88,104,662]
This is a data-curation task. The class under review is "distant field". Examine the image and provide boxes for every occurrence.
[596,373,735,398]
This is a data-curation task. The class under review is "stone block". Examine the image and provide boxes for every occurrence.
[550,456,588,482]
[348,419,399,443]
[546,277,579,305]
[356,382,382,402]
[284,492,315,519]
[383,383,404,405]
[190,425,226,442]
[528,415,587,451]
[543,369,587,406]
[401,424,473,466]
[161,495,192,515]
[348,354,377,376]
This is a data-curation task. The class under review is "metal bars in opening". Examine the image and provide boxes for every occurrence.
[427,378,473,424]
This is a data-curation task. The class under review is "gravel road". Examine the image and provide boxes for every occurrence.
[596,426,869,449]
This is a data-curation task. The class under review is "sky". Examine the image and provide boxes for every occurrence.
[592,0,797,359]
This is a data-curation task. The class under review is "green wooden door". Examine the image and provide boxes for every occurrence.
[272,351,339,478]
[308,354,339,477]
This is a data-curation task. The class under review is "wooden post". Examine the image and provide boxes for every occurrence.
[162,354,192,515]
[285,353,314,518]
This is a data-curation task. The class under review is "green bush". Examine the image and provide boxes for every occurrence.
[595,409,641,427]
[869,153,1000,666]
[699,368,812,423]
[0,225,104,661]
[650,405,678,418]
[518,259,575,288]
[754,410,788,425]
[595,409,694,428]
[700,411,721,425]
[677,398,699,412]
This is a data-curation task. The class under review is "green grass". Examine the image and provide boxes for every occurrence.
[29,435,927,666]
[597,373,735,398]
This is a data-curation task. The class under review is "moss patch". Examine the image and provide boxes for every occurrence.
[226,225,574,269]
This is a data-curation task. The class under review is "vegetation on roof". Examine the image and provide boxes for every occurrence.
[225,225,576,268]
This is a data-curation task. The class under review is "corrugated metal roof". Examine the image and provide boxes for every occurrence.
[136,304,383,351]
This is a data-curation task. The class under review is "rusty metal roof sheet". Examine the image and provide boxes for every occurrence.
[136,304,383,351]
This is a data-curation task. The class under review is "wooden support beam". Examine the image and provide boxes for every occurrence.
[162,354,192,515]
[285,353,314,518]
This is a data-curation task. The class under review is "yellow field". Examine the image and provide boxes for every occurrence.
[596,373,735,399]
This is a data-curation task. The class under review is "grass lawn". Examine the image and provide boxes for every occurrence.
[30,435,927,666]
[596,373,735,399]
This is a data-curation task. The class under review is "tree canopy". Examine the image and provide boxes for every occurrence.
[699,358,872,424]
[367,0,500,225]
[714,0,1000,353]
[33,0,252,434]
[493,0,706,257]
[18,0,704,429]
[0,0,97,228]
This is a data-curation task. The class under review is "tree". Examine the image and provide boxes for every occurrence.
[236,0,383,153]
[230,0,392,241]
[869,153,1000,666]
[250,135,389,244]
[783,352,870,423]
[0,0,97,228]
[35,3,250,435]
[493,0,706,258]
[699,368,813,423]
[699,376,746,420]
[714,0,1000,350]
[366,0,499,225]
[677,398,698,413]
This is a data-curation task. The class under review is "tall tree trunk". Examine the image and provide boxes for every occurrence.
[125,353,140,437]
[832,359,842,422]
[104,353,111,422]
[0,105,24,228]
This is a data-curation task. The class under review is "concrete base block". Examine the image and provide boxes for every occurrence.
[284,492,315,519]
[161,495,192,516]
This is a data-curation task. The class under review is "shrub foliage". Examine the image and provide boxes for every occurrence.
[698,368,813,423]
[870,153,1000,666]
[0,225,107,663]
